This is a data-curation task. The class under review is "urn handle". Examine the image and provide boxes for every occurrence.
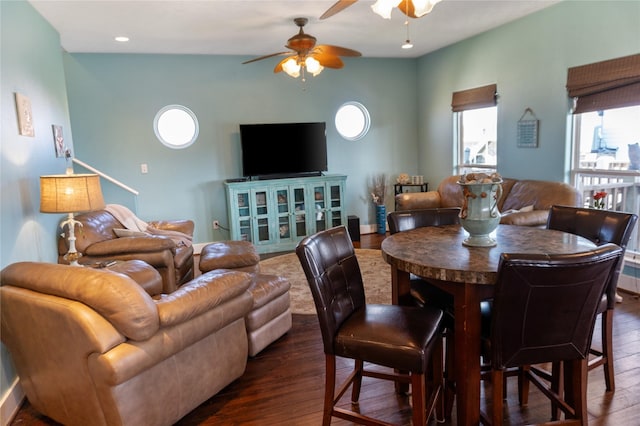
[491,183,503,218]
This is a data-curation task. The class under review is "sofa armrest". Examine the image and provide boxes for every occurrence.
[84,236,176,256]
[155,269,252,327]
[500,209,550,227]
[148,219,195,236]
[395,191,442,210]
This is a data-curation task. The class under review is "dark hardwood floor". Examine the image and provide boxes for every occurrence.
[10,233,640,425]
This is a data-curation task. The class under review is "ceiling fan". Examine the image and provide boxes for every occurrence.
[320,0,441,20]
[242,17,361,80]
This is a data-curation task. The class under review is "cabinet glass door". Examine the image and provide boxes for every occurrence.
[329,184,343,227]
[276,188,292,240]
[236,192,252,241]
[313,185,327,231]
[253,190,271,243]
[293,187,307,238]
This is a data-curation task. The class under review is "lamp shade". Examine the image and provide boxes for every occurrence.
[40,174,105,213]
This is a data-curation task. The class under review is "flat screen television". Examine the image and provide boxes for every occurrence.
[239,122,327,179]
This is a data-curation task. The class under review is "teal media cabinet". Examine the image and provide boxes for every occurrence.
[224,174,347,253]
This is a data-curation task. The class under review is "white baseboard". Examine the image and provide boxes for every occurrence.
[1,378,24,426]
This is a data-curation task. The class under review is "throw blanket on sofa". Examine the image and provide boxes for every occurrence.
[105,204,192,247]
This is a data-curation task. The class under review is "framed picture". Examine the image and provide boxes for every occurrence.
[15,92,35,137]
[517,108,539,148]
[52,125,65,157]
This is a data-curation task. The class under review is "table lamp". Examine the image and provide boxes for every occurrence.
[40,171,105,266]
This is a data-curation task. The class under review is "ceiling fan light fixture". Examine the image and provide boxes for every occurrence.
[305,57,324,76]
[371,0,401,19]
[282,58,301,78]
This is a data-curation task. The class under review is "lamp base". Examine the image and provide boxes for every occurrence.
[61,212,83,267]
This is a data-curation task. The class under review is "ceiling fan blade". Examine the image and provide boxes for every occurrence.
[311,53,344,69]
[242,51,291,65]
[320,0,358,20]
[314,44,361,57]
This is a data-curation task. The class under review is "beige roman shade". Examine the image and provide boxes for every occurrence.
[451,84,497,112]
[566,53,640,114]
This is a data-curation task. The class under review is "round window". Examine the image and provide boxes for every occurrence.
[153,105,199,149]
[335,101,370,141]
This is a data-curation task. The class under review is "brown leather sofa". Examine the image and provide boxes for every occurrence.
[395,175,582,227]
[1,262,254,426]
[58,209,194,293]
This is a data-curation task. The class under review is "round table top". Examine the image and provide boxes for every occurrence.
[381,224,597,285]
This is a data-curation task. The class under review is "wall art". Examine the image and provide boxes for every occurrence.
[52,125,65,157]
[15,92,35,137]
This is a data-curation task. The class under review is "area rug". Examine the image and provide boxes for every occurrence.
[259,249,391,315]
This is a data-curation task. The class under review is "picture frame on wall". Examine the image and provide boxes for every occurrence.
[52,125,65,157]
[15,92,35,137]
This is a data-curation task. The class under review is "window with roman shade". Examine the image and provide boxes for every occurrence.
[451,83,497,112]
[452,84,498,174]
[566,53,640,114]
[568,54,640,255]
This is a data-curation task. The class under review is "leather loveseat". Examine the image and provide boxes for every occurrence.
[395,175,582,227]
[58,209,194,293]
[1,262,254,426]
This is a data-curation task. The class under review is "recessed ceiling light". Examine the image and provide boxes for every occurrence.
[114,36,129,43]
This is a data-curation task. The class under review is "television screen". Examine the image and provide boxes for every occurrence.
[240,122,327,178]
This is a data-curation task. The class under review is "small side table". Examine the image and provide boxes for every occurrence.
[394,183,429,195]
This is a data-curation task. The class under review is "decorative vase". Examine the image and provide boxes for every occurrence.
[458,179,503,247]
[376,204,386,235]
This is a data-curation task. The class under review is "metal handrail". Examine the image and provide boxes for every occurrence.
[72,158,139,195]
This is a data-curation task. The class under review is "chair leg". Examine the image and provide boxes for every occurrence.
[550,361,563,421]
[601,309,615,392]
[491,369,504,426]
[565,358,588,422]
[443,331,456,420]
[429,335,445,422]
[411,372,427,426]
[518,365,530,406]
[351,359,364,404]
[323,355,337,426]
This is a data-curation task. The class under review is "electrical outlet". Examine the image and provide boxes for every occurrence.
[213,220,219,230]
[140,163,148,174]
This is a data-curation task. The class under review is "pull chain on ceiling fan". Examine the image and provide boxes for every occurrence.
[242,17,361,81]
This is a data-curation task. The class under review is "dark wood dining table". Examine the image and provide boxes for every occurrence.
[381,224,597,426]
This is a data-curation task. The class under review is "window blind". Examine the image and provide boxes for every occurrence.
[451,84,497,112]
[566,53,640,114]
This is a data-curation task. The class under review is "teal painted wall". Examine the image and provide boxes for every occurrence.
[0,0,75,418]
[2,0,639,421]
[63,54,419,242]
[417,0,640,184]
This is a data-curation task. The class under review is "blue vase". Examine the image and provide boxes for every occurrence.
[376,204,386,234]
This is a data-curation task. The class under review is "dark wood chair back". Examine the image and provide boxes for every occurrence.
[387,207,461,234]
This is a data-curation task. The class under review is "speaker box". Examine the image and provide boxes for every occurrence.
[347,215,360,242]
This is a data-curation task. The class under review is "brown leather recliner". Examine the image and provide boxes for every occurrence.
[57,209,194,293]
[1,262,254,426]
[395,175,582,227]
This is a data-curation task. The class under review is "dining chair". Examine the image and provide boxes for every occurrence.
[296,225,445,426]
[387,207,462,418]
[387,207,460,307]
[484,243,623,425]
[546,205,637,394]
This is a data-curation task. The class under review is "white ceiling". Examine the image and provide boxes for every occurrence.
[29,0,560,59]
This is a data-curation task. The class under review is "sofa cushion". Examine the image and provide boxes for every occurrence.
[501,180,581,212]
